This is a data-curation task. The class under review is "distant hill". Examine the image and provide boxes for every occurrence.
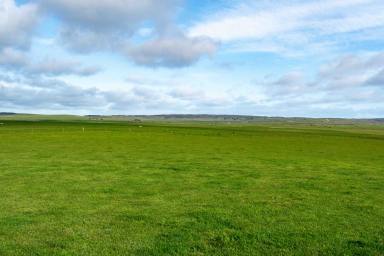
[87,114,384,125]
[1,113,383,125]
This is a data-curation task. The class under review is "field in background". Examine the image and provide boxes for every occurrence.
[0,116,383,255]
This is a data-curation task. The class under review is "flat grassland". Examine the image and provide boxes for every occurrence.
[0,119,383,255]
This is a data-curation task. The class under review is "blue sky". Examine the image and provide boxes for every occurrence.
[1,0,384,117]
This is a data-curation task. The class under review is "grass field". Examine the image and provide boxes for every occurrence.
[0,119,383,255]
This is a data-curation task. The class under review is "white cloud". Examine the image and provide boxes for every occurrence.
[0,47,28,67]
[127,35,217,67]
[29,58,102,77]
[0,48,102,77]
[366,69,384,86]
[316,53,384,89]
[40,0,217,68]
[189,0,384,56]
[263,52,384,102]
[190,0,369,40]
[0,0,39,50]
[41,0,179,33]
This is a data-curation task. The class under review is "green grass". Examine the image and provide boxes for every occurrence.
[0,120,383,255]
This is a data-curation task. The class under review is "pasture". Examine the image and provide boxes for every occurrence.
[0,119,383,255]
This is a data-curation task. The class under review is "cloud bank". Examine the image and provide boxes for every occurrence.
[40,0,217,67]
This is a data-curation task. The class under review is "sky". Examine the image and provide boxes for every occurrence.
[0,0,384,117]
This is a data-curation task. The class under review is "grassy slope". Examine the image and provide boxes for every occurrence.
[0,120,383,255]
